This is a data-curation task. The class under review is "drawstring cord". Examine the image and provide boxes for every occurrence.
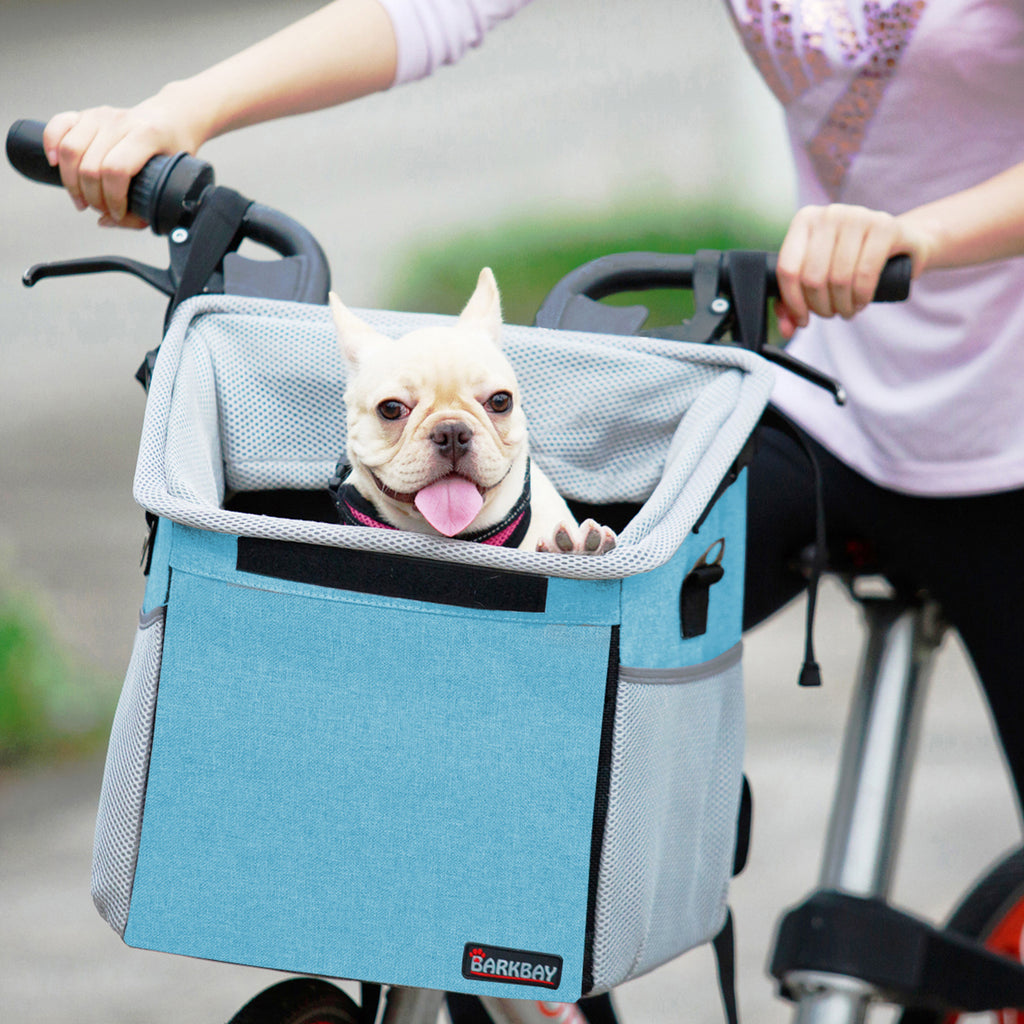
[759,408,825,687]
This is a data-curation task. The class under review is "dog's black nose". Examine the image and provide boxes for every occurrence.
[431,421,473,456]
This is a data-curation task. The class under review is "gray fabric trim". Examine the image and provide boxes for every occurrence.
[92,606,165,938]
[134,295,775,581]
[138,605,166,629]
[618,642,743,685]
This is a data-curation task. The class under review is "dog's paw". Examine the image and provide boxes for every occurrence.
[536,519,617,555]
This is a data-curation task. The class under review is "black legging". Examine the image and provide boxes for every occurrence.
[744,415,1024,815]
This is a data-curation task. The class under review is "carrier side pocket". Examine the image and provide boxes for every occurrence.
[92,606,165,937]
[586,645,744,993]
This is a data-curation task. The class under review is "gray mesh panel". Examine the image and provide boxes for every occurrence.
[92,607,164,936]
[134,296,775,581]
[588,647,744,993]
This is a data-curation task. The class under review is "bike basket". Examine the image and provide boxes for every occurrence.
[92,295,774,1000]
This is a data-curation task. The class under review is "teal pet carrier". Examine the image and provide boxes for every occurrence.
[91,295,774,1001]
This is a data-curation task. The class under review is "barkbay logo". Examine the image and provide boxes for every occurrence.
[462,943,563,989]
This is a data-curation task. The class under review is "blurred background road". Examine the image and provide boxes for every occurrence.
[1,2,1019,1022]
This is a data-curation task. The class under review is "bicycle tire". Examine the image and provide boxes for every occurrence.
[227,977,361,1024]
[898,846,1024,1024]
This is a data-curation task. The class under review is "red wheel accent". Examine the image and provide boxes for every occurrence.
[985,895,1024,1024]
[904,848,1024,1024]
[987,894,1024,962]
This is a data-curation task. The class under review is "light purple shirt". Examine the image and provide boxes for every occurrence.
[378,0,1024,496]
[378,0,532,83]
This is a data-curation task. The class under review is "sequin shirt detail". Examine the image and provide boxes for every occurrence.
[730,0,926,198]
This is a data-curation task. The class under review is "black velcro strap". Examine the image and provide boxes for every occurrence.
[138,187,254,389]
[236,537,548,613]
[166,186,252,323]
[680,562,725,638]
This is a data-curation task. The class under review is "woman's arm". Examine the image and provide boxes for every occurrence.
[44,0,399,227]
[774,159,1024,337]
[43,0,532,228]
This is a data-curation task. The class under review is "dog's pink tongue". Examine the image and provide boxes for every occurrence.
[414,476,484,537]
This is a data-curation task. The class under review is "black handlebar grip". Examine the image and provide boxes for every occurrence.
[6,119,62,187]
[7,118,215,235]
[127,151,215,234]
[765,251,913,303]
[872,253,913,302]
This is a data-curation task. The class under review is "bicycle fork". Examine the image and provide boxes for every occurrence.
[776,593,946,1024]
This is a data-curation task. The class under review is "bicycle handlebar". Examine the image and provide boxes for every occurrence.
[538,249,912,311]
[534,249,912,403]
[7,118,215,235]
[9,115,910,400]
[7,118,331,306]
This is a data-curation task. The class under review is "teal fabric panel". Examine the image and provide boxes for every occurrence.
[619,473,746,669]
[124,549,614,999]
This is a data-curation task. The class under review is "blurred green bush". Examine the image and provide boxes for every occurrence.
[0,592,112,765]
[384,200,785,328]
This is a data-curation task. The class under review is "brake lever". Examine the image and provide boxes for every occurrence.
[760,346,847,404]
[23,255,175,296]
[20,219,216,299]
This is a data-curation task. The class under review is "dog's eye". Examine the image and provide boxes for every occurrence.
[378,400,410,421]
[486,391,514,414]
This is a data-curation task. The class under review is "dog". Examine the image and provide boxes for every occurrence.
[329,267,616,555]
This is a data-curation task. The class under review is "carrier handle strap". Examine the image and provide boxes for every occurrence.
[713,910,741,1024]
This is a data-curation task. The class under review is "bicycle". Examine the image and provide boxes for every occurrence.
[8,118,1024,1024]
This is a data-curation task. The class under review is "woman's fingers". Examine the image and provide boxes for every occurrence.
[775,204,908,336]
[42,106,183,228]
[774,205,817,335]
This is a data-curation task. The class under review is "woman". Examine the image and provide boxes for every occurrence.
[43,0,1024,802]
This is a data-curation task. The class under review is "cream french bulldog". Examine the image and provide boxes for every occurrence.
[329,267,616,554]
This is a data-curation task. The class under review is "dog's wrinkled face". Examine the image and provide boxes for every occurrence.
[331,268,529,537]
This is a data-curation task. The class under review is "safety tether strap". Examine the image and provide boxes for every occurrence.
[713,910,740,1024]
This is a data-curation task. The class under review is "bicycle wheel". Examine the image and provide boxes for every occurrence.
[899,846,1024,1024]
[227,977,361,1024]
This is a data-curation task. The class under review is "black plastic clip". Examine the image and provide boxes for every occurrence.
[681,539,726,638]
[140,512,159,576]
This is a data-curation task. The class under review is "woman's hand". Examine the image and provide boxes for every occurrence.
[43,97,203,229]
[774,203,934,338]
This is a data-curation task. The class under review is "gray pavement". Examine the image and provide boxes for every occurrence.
[1,2,1020,1022]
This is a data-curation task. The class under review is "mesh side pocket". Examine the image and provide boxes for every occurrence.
[92,607,165,937]
[587,647,744,993]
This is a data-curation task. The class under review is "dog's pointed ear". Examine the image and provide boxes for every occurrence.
[329,292,389,365]
[458,267,502,344]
